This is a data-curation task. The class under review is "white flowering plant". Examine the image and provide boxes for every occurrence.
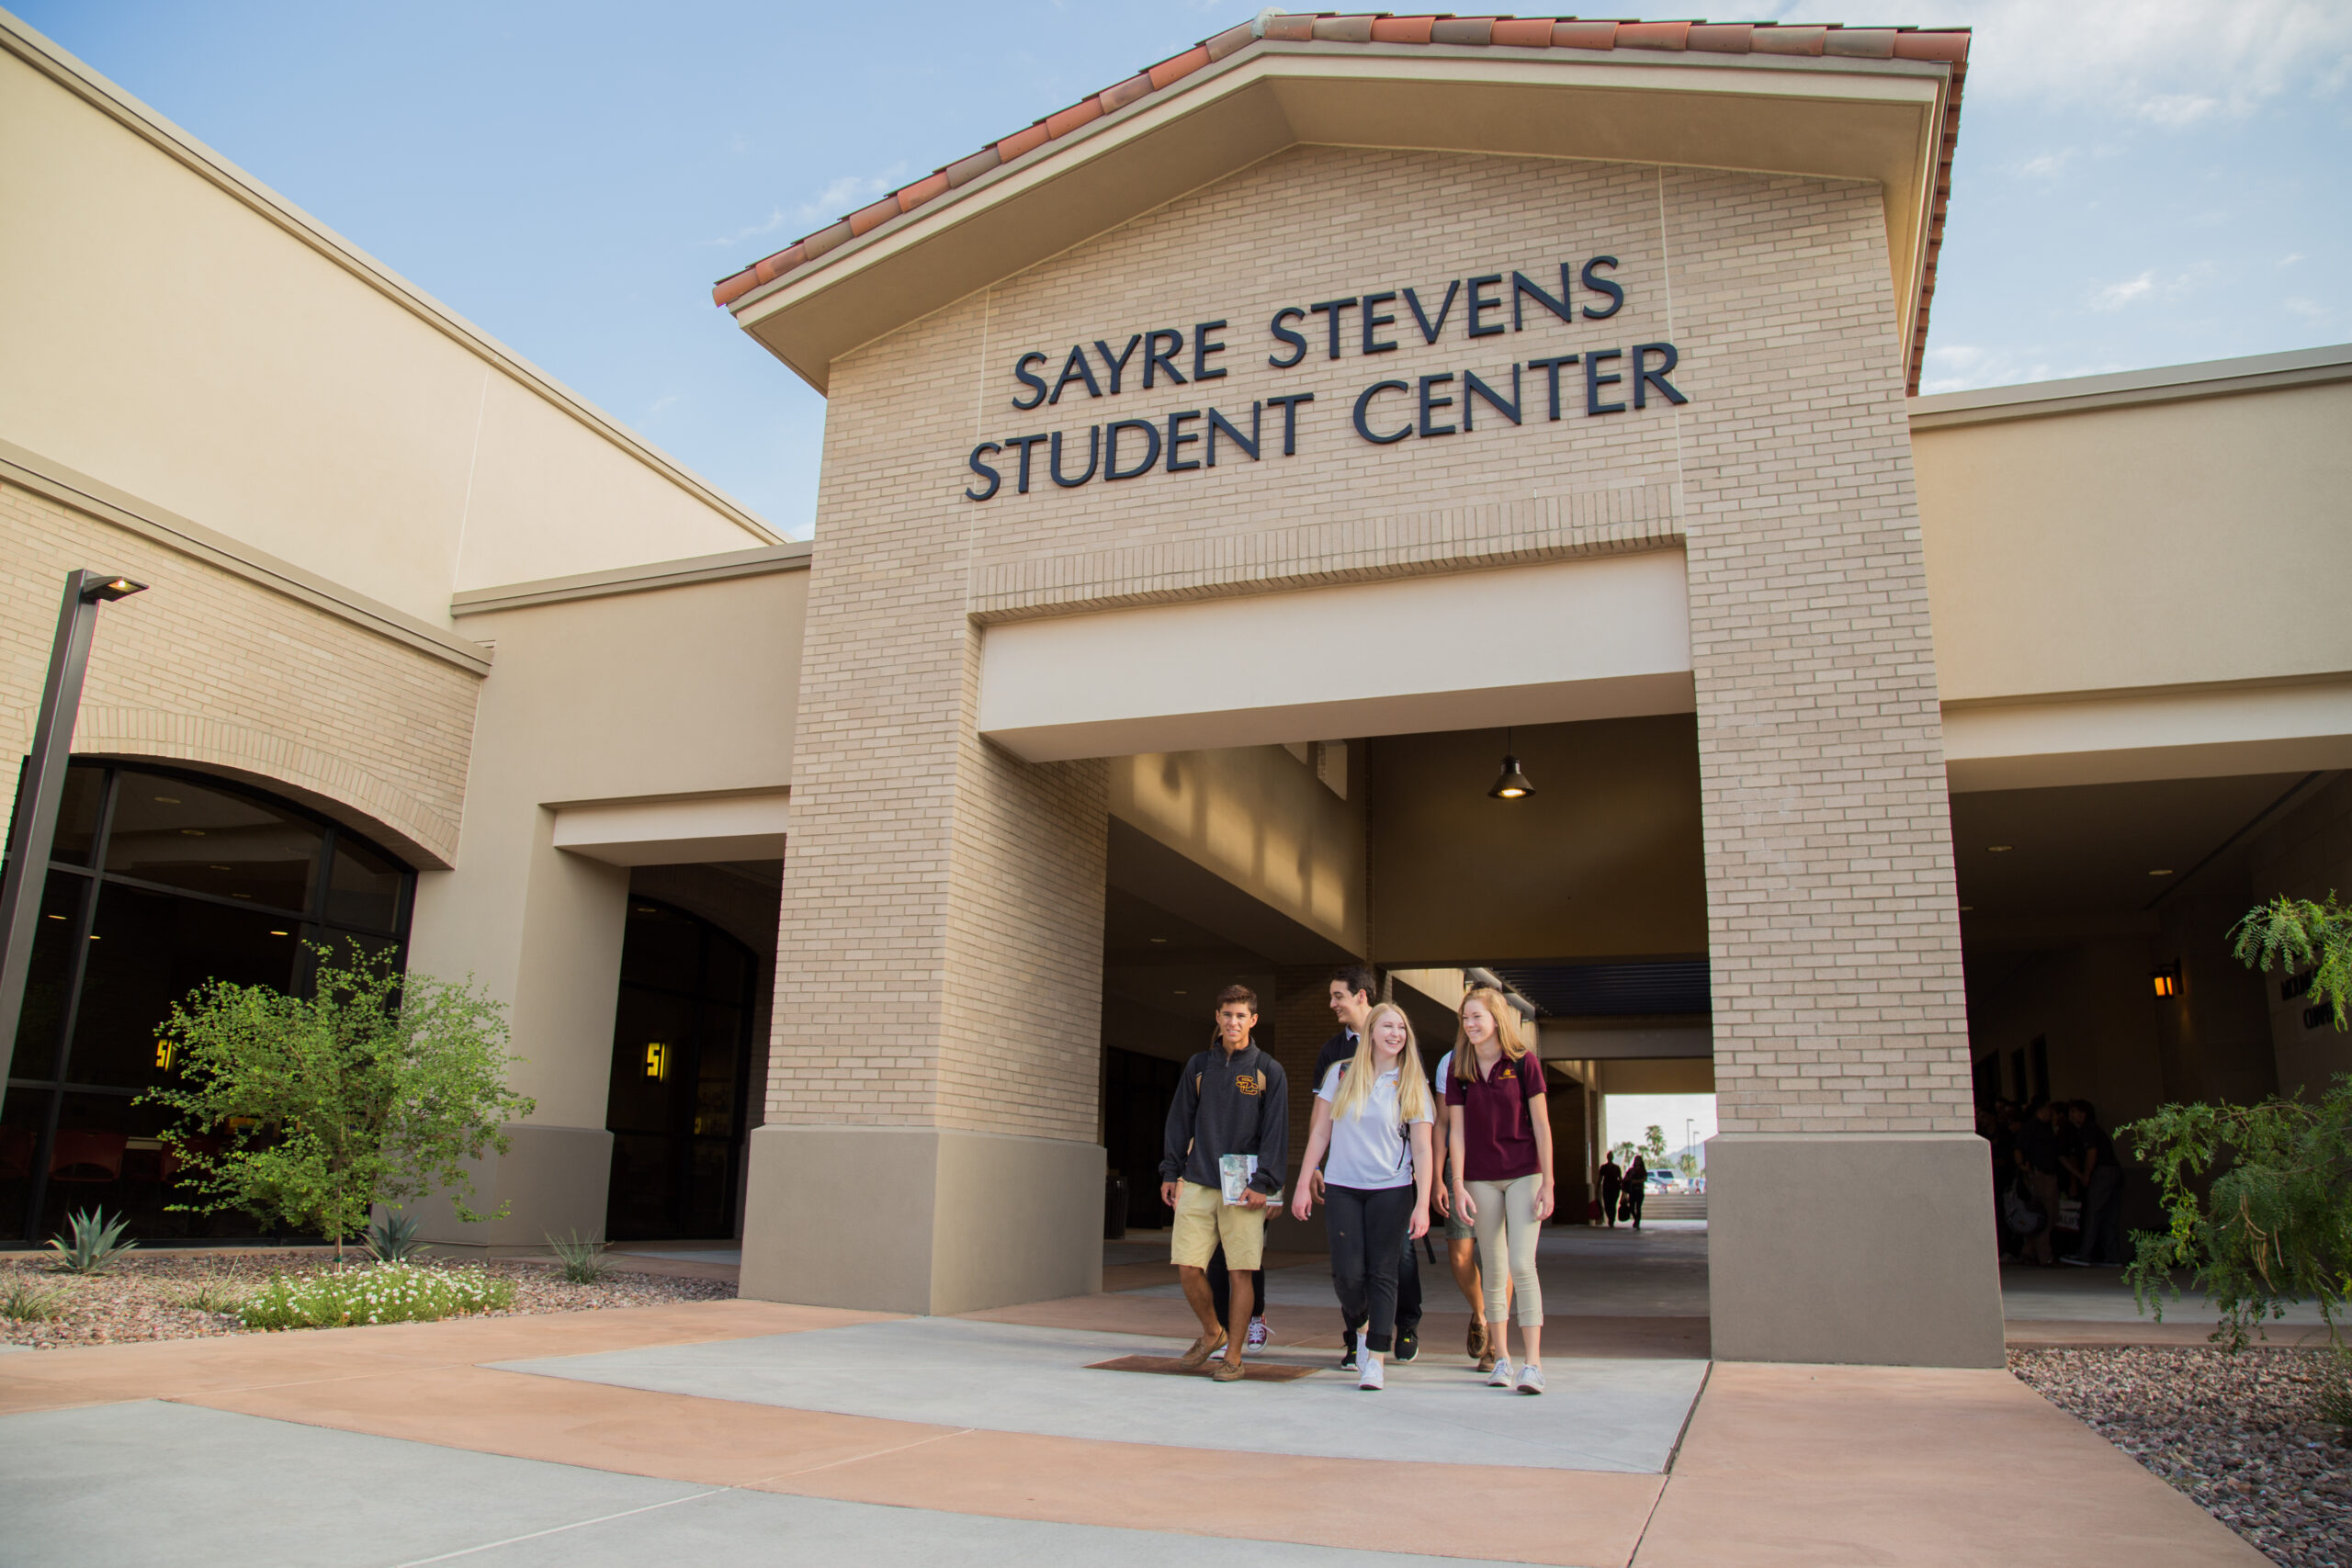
[239,1261,514,1331]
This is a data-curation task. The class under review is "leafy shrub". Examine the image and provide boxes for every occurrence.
[141,945,535,1260]
[162,1278,248,1315]
[365,1211,426,1264]
[2319,1349,2352,1433]
[238,1262,514,1331]
[45,1208,137,1274]
[2123,1076,2352,1351]
[1,1280,67,1322]
[547,1230,610,1284]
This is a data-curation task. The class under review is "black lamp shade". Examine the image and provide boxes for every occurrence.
[1488,754,1533,799]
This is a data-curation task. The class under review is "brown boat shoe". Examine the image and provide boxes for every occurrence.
[1211,1355,1247,1382]
[1178,1329,1228,1371]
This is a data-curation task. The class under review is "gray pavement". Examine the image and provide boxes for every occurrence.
[0,1400,1489,1567]
[495,1314,1710,1474]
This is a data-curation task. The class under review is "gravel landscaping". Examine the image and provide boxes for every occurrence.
[2012,1346,2351,1568]
[0,1250,734,1349]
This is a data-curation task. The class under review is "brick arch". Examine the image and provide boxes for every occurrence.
[70,706,458,869]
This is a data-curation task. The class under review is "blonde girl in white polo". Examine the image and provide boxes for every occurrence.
[1291,1002,1433,1390]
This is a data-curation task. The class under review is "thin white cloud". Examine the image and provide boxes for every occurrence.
[2284,297,2333,322]
[699,206,788,249]
[2091,270,2157,310]
[2017,149,2075,179]
[1752,0,2352,122]
[2280,253,2307,267]
[794,164,909,227]
[1919,344,2129,394]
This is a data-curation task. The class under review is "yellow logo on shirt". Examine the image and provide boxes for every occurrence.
[1236,1073,1263,1096]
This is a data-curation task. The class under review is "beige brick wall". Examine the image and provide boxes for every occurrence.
[0,479,480,866]
[773,143,1971,1142]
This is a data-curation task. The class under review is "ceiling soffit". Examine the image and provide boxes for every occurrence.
[734,46,1950,395]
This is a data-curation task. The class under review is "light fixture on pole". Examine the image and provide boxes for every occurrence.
[2150,963,2181,999]
[0,570,147,1088]
[1487,728,1533,800]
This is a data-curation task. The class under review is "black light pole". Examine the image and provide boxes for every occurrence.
[0,570,146,1087]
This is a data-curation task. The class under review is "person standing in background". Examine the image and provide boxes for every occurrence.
[1598,1151,1623,1230]
[2017,1100,2063,1267]
[2062,1100,2126,1267]
[1622,1152,1647,1230]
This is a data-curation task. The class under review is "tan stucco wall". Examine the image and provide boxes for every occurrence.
[411,568,807,1128]
[0,32,772,632]
[0,478,480,866]
[1107,745,1366,958]
[1914,379,2352,703]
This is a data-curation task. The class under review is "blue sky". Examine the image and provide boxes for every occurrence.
[17,1,2347,539]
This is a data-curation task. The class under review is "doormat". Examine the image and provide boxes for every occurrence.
[1087,1354,1318,1382]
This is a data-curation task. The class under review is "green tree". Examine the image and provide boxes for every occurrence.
[1642,1125,1668,1164]
[1677,1151,1698,1176]
[138,945,535,1260]
[2233,891,2351,1032]
[2120,895,2352,1351]
[2122,1077,2351,1350]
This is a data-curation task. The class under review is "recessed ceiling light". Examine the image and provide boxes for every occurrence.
[1987,845,2012,852]
[1959,905,1973,912]
[1149,937,1168,943]
[180,828,206,837]
[1173,989,1187,996]
[269,930,289,937]
[45,913,65,920]
[2149,869,2174,876]
[153,795,179,805]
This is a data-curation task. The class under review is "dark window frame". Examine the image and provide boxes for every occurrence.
[2,759,414,1245]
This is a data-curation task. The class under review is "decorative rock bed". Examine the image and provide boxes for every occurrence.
[0,1250,734,1348]
[2011,1346,2350,1568]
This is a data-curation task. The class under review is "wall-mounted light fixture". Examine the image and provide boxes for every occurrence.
[644,1041,669,1080]
[1487,728,1534,800]
[2151,963,2182,999]
[153,1039,175,1070]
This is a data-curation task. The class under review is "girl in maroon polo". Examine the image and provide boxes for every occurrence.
[1443,987,1555,1394]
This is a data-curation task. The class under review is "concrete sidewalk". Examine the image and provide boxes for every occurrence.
[0,1274,2270,1568]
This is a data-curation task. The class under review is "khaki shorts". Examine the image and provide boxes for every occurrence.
[1170,1178,1269,1270]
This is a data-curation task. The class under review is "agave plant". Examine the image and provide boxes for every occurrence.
[45,1208,138,1275]
[364,1210,425,1264]
[546,1229,610,1284]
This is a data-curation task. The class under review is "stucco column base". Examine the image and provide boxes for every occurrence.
[1706,1132,2004,1368]
[403,1123,614,1256]
[740,1124,1105,1315]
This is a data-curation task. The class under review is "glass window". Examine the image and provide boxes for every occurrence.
[618,903,701,991]
[64,884,301,1090]
[326,834,406,932]
[103,770,322,913]
[605,987,695,1137]
[0,1087,46,1245]
[49,764,105,865]
[7,871,90,1081]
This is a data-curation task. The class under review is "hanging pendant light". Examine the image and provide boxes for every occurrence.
[1487,728,1534,799]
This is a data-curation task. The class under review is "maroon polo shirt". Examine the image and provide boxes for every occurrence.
[1443,1052,1546,1182]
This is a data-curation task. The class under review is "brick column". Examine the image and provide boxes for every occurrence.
[1668,169,2001,1366]
[737,302,1109,1316]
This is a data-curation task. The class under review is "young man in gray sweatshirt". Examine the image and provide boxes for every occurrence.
[1159,984,1290,1382]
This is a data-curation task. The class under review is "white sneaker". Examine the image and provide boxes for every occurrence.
[1358,1352,1385,1391]
[1244,1318,1269,1356]
[1516,1361,1545,1395]
[1487,1353,1515,1388]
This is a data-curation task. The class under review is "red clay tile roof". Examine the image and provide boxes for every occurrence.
[714,14,1969,395]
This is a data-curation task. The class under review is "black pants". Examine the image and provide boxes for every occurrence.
[1338,1224,1423,1345]
[1205,1247,1257,1325]
[1624,1189,1645,1228]
[1600,1181,1621,1226]
[1325,1183,1416,1354]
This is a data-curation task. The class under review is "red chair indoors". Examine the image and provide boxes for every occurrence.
[48,1129,127,1183]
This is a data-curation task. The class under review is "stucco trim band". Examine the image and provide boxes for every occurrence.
[0,441,493,675]
[451,541,813,616]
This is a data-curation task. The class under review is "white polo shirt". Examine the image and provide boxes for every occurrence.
[1316,1061,1433,1190]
